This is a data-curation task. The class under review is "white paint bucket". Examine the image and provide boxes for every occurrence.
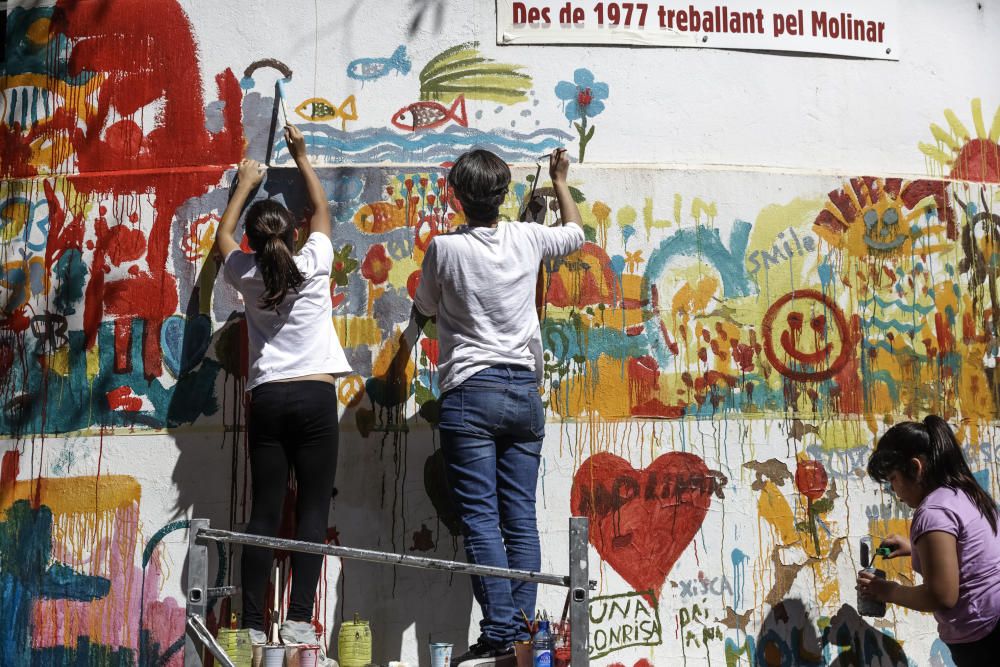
[262,644,285,667]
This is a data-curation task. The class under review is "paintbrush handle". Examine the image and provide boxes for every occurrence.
[276,79,291,126]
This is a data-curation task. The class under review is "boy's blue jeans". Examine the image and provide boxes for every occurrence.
[438,365,544,648]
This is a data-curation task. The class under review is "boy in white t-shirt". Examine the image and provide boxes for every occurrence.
[407,148,584,665]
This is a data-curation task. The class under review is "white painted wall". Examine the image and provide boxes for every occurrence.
[3,1,999,666]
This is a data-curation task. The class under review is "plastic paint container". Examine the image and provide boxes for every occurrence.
[217,628,253,667]
[262,644,285,667]
[297,645,320,667]
[858,538,888,617]
[429,642,453,667]
[338,614,372,667]
[284,644,319,667]
[514,641,533,667]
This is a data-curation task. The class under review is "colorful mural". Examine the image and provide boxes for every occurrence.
[1,1,999,665]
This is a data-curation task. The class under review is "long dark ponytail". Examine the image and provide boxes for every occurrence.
[244,200,304,311]
[867,415,998,534]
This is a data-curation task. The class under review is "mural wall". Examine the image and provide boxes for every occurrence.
[1,0,999,664]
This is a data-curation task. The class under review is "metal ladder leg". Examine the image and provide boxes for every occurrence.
[185,518,210,666]
[568,517,590,666]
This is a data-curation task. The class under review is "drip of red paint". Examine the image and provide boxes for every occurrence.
[0,450,20,496]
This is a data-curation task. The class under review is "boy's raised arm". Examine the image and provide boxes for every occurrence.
[550,147,582,227]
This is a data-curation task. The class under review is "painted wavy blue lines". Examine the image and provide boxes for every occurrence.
[858,295,936,315]
[271,126,573,163]
[860,315,925,332]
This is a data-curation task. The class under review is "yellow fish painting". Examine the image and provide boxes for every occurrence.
[294,95,358,130]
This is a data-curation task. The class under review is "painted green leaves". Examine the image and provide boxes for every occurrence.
[419,42,532,104]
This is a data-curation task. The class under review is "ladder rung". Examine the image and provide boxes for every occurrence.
[197,527,597,590]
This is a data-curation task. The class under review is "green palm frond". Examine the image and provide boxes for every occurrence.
[419,41,533,104]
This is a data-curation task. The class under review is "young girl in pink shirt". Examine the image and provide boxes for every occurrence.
[859,415,1000,666]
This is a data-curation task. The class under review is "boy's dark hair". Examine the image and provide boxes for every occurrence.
[447,149,511,224]
[867,415,998,534]
[244,199,304,311]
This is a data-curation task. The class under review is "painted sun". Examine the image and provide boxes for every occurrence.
[919,98,1000,183]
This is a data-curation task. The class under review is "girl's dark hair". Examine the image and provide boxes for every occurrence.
[867,415,998,533]
[243,199,304,311]
[447,149,511,224]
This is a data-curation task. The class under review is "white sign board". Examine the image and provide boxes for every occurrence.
[497,0,899,60]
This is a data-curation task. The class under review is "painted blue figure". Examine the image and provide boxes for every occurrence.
[0,499,111,665]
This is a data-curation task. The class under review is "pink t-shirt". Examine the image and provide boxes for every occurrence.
[911,486,1000,643]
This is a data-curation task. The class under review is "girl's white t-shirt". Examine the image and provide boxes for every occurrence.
[224,232,352,391]
[413,220,585,393]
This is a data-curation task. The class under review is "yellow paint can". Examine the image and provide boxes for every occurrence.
[217,628,253,667]
[337,613,372,667]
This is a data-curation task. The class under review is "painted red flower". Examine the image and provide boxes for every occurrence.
[795,460,829,501]
[406,270,422,299]
[361,244,392,284]
[420,338,439,366]
[577,87,593,108]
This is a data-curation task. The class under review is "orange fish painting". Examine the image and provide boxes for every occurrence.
[352,201,417,234]
[295,95,358,130]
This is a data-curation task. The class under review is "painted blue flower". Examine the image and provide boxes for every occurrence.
[622,224,636,246]
[555,69,609,122]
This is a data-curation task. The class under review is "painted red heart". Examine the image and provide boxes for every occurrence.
[571,452,725,600]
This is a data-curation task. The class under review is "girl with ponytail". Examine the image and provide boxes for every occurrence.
[215,125,349,660]
[859,415,1000,665]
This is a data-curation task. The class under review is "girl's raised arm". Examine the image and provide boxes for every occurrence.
[216,159,265,258]
[285,124,331,238]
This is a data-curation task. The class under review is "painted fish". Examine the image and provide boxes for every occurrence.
[347,46,412,81]
[352,201,416,234]
[391,95,467,132]
[294,95,358,130]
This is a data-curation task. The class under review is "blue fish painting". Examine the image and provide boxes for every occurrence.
[347,45,412,81]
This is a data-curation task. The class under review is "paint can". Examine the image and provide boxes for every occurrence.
[297,645,320,667]
[283,644,320,667]
[262,644,285,667]
[338,613,372,667]
[428,642,452,667]
[217,628,253,667]
[514,640,533,667]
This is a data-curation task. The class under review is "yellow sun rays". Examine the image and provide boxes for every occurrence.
[920,98,1000,178]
